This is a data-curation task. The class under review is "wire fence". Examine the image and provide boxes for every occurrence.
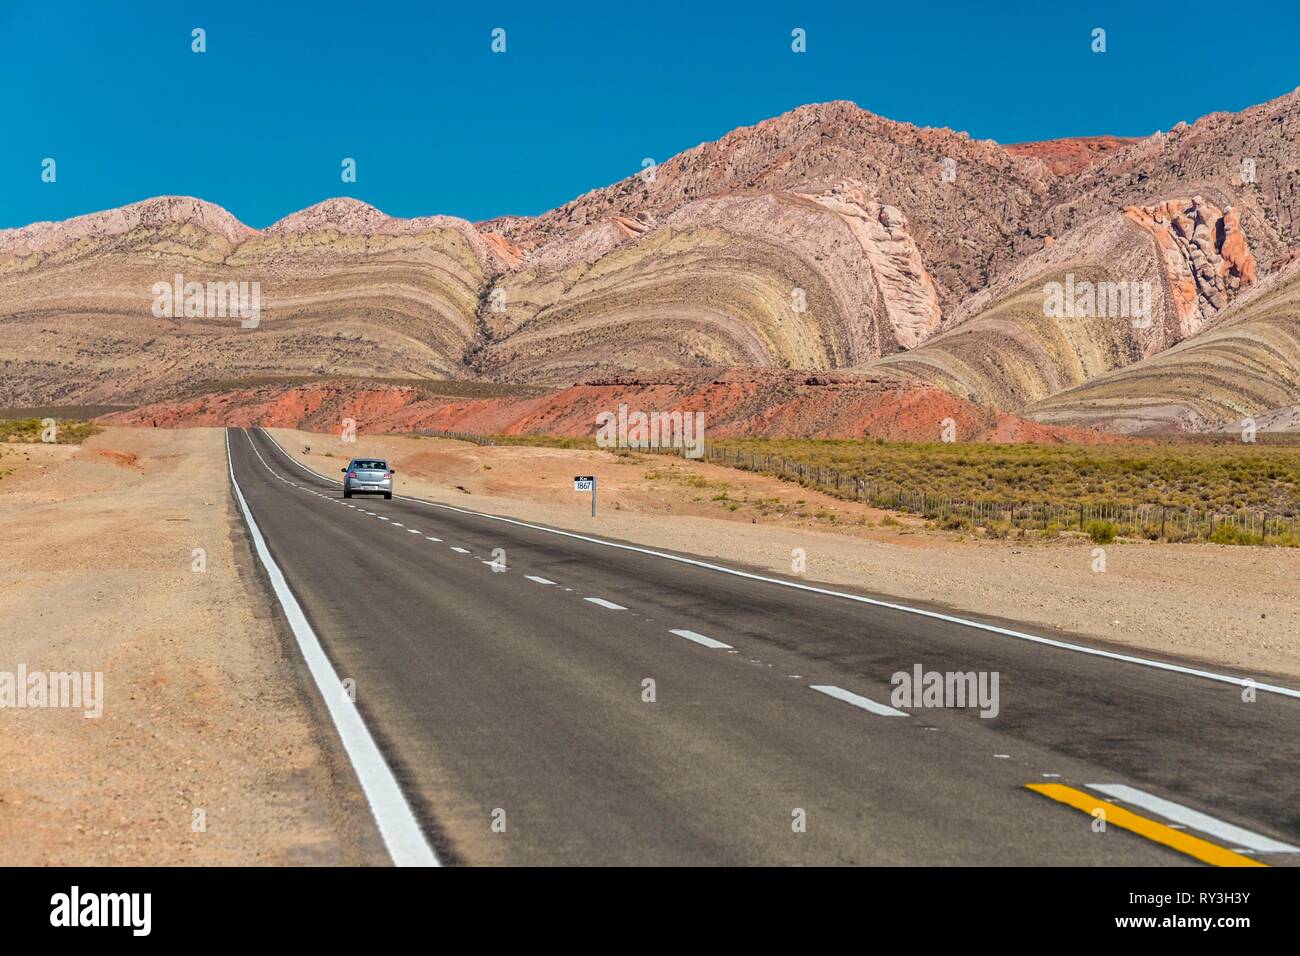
[413,430,1300,546]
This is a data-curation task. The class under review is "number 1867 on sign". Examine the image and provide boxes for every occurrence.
[574,476,596,515]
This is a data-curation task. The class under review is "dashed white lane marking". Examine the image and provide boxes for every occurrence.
[226,431,438,867]
[259,430,1300,702]
[1087,784,1300,853]
[392,522,404,527]
[450,547,470,554]
[585,598,627,610]
[407,529,421,534]
[670,628,732,650]
[525,575,556,585]
[809,684,908,717]
[425,536,442,542]
[377,517,390,521]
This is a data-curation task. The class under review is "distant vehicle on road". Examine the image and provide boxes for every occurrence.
[342,458,395,499]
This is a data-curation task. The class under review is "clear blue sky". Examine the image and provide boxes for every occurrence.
[2,0,1296,229]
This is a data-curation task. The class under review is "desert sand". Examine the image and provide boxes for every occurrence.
[0,428,385,865]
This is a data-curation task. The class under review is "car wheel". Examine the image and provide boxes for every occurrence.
[384,492,392,500]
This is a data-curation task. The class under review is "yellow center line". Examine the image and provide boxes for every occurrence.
[1025,783,1267,868]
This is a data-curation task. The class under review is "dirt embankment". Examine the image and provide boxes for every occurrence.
[104,371,1128,445]
[267,426,1300,683]
[0,428,385,864]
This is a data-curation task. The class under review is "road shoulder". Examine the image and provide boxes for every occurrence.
[0,427,388,865]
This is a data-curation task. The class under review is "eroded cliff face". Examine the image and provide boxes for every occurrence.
[1122,197,1257,337]
[799,183,942,349]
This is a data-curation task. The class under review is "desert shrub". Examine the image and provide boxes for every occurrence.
[705,436,1300,516]
[1209,522,1261,546]
[1085,519,1117,544]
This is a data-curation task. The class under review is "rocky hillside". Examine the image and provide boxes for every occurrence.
[1003,136,1138,176]
[487,100,1056,317]
[0,197,514,406]
[1026,259,1300,433]
[4,89,1298,436]
[474,182,945,383]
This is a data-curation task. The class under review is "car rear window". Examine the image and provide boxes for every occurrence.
[352,460,387,470]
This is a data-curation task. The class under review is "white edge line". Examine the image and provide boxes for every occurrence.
[1086,783,1300,853]
[254,428,1300,701]
[810,684,909,717]
[670,628,732,649]
[226,430,438,867]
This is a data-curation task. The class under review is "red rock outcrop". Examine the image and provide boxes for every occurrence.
[1123,197,1256,336]
[1004,136,1139,176]
[101,372,1126,445]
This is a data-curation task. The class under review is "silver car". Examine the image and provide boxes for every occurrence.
[341,458,395,499]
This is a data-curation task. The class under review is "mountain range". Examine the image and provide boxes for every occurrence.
[3,88,1298,437]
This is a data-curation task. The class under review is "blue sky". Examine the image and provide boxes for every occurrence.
[2,0,1296,229]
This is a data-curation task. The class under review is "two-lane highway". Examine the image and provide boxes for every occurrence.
[227,427,1300,865]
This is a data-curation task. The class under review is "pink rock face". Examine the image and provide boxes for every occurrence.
[1123,196,1257,336]
[799,183,943,349]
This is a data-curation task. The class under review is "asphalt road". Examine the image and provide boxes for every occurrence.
[227,426,1300,866]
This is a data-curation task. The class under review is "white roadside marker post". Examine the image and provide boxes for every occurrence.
[574,475,595,517]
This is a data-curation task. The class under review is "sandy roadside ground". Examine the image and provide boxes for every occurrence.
[0,428,387,865]
[269,426,1300,683]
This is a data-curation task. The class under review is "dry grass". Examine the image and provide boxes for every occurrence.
[0,418,103,444]
[706,437,1300,515]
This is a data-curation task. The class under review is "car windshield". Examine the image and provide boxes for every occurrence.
[352,460,387,470]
